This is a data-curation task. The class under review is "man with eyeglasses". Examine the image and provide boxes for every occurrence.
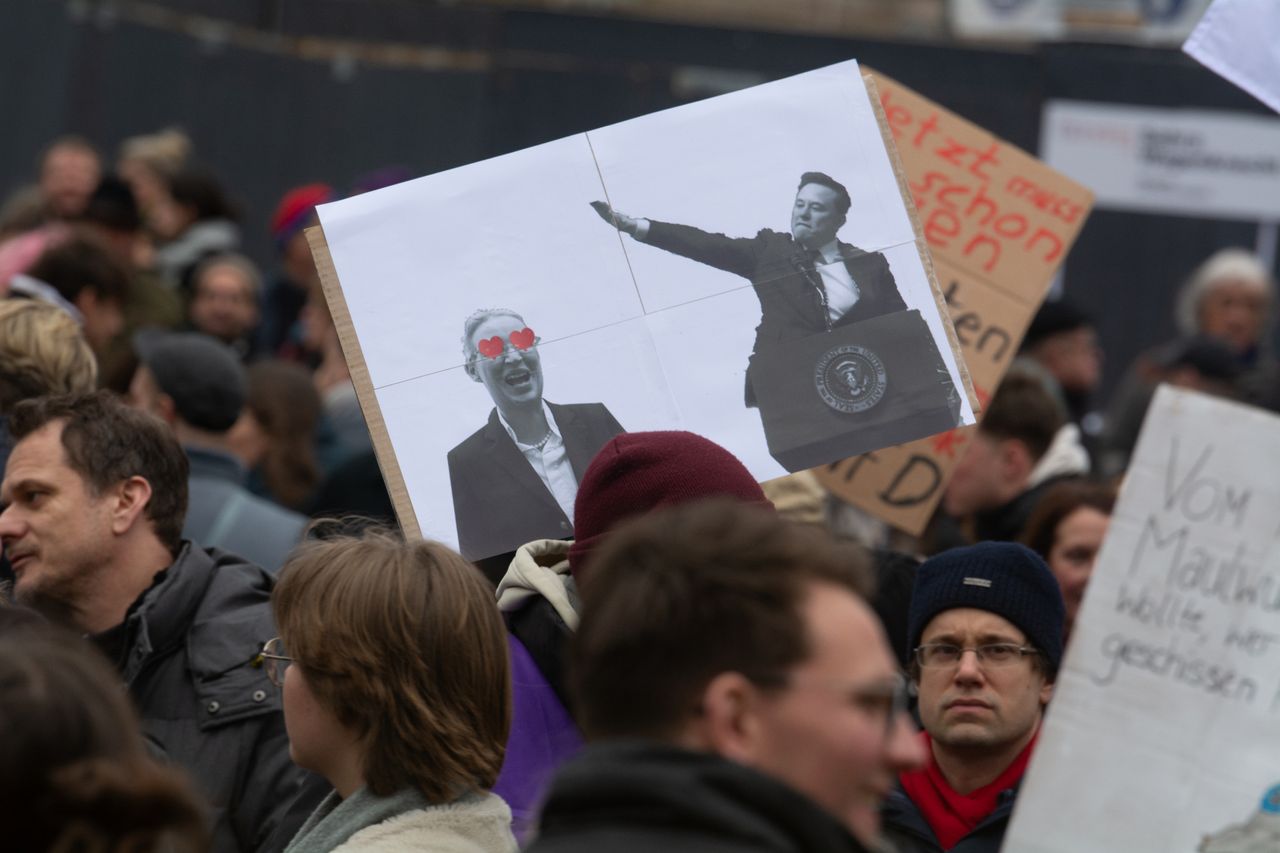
[447,307,625,562]
[881,541,1065,853]
[0,391,322,853]
[525,499,925,853]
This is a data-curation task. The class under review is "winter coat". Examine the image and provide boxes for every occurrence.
[120,543,322,853]
[285,787,516,853]
[525,741,873,853]
[880,782,1018,853]
[491,539,583,841]
[182,445,308,573]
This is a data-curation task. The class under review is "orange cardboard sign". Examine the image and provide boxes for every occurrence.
[812,72,1094,535]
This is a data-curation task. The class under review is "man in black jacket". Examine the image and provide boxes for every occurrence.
[0,391,319,853]
[525,500,924,853]
[881,542,1064,853]
[592,172,907,406]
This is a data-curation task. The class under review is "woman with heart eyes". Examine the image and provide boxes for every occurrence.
[448,307,626,563]
[477,326,538,360]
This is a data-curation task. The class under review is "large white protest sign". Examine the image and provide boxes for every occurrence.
[1041,100,1280,222]
[313,61,976,561]
[1005,385,1280,853]
[1184,0,1280,116]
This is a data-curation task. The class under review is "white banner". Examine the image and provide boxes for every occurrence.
[1041,100,1280,221]
[952,0,1214,44]
[1005,385,1280,852]
[1184,0,1280,116]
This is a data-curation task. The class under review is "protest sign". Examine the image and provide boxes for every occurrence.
[1042,100,1280,222]
[1184,0,1280,116]
[310,60,976,561]
[812,72,1093,536]
[1005,385,1280,853]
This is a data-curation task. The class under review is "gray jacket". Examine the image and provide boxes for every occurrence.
[183,446,308,573]
[118,542,322,853]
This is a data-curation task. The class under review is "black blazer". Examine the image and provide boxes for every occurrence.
[643,221,907,404]
[447,401,625,561]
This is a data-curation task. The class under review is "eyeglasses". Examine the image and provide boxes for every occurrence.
[752,672,912,739]
[475,327,540,360]
[913,643,1039,669]
[256,637,292,688]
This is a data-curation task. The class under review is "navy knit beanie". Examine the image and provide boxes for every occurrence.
[908,542,1065,673]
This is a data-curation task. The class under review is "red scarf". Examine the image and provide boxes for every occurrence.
[898,730,1037,851]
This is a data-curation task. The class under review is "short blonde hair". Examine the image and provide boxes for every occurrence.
[118,128,191,178]
[0,300,97,410]
[273,530,511,801]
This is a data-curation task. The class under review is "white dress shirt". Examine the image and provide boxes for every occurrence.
[813,239,861,323]
[498,402,578,523]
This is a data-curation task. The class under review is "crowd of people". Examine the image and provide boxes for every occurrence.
[0,129,1277,853]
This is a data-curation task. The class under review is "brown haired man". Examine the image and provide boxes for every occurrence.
[25,234,130,355]
[0,391,320,853]
[942,366,1088,543]
[525,499,924,853]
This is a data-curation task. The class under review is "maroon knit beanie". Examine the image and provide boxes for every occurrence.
[567,430,771,580]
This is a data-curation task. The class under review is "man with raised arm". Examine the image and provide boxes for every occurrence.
[592,172,906,406]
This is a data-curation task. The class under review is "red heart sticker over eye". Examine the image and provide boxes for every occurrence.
[509,327,536,351]
[477,336,505,359]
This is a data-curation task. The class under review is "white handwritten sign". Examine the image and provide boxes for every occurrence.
[1005,385,1280,853]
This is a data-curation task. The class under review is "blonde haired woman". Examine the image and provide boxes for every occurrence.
[265,530,516,853]
[0,297,96,470]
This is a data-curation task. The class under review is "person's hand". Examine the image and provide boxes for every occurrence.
[590,200,639,236]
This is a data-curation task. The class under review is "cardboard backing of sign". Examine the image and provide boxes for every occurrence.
[308,62,977,557]
[307,225,421,540]
[811,71,1095,536]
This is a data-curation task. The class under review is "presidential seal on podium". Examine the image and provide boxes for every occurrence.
[814,345,889,414]
[753,309,960,472]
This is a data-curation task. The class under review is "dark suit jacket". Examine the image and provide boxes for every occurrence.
[643,221,907,404]
[448,401,625,561]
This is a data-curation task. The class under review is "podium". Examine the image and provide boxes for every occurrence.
[753,309,961,473]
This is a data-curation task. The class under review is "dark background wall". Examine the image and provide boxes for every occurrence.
[3,0,1275,402]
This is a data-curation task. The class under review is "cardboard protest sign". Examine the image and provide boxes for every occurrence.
[310,60,976,561]
[812,72,1094,536]
[1005,386,1280,853]
[1184,0,1280,116]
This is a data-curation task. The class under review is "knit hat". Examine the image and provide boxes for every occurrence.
[567,431,770,578]
[270,183,332,250]
[908,542,1065,673]
[82,175,142,233]
[1156,335,1243,382]
[133,330,246,432]
[1021,299,1092,351]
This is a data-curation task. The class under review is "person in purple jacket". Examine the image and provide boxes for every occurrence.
[492,430,772,839]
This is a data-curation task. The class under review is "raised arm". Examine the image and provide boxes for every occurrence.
[590,200,644,238]
[589,200,762,280]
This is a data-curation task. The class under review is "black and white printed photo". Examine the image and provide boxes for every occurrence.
[316,59,974,560]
